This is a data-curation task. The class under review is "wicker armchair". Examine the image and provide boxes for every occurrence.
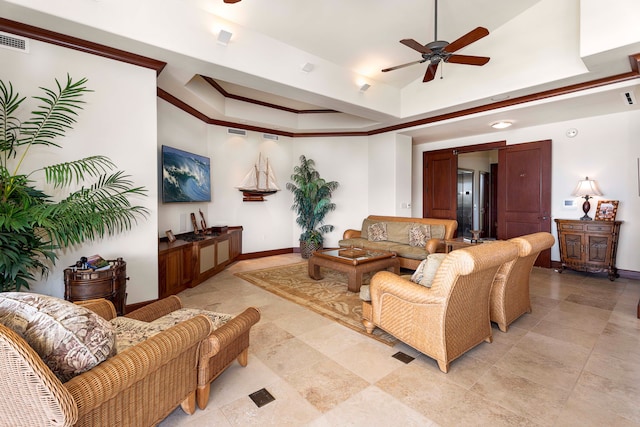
[362,241,518,373]
[0,298,211,427]
[124,295,261,410]
[490,232,555,332]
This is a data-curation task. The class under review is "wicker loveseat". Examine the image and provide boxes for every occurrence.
[362,241,518,373]
[0,297,211,427]
[122,295,261,410]
[339,215,458,269]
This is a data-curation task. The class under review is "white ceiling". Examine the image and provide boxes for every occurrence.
[3,0,640,142]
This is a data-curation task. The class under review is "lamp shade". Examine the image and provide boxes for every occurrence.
[572,176,603,197]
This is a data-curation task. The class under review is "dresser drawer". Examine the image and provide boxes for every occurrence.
[559,223,584,231]
[585,223,614,233]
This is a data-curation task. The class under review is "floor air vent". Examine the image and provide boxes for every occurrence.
[0,32,29,53]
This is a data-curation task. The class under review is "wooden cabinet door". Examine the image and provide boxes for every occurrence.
[585,234,611,265]
[561,232,584,263]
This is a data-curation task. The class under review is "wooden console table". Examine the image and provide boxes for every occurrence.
[555,219,622,281]
[64,258,128,315]
[158,227,242,298]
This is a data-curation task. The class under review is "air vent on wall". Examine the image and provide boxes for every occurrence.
[228,128,247,136]
[622,91,636,106]
[263,133,279,141]
[0,32,29,53]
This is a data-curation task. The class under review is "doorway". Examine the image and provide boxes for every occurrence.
[422,140,552,267]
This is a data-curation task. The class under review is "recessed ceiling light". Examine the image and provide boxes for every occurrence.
[301,62,314,73]
[491,121,513,129]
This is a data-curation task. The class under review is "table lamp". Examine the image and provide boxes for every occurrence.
[572,176,602,220]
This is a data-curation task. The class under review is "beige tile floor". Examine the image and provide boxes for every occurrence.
[159,254,640,427]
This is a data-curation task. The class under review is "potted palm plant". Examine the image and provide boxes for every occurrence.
[286,155,339,259]
[0,75,148,291]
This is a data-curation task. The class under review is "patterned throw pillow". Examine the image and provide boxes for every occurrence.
[367,222,388,241]
[0,292,115,382]
[408,224,431,247]
[410,254,446,287]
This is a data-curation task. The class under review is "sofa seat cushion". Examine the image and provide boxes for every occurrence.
[0,292,115,382]
[388,244,428,261]
[112,308,233,353]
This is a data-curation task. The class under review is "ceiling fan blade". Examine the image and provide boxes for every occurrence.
[224,0,242,3]
[446,54,490,66]
[423,62,439,82]
[443,27,489,53]
[382,59,426,72]
[400,39,431,54]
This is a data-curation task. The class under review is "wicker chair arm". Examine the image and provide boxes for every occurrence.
[370,271,446,305]
[65,314,211,417]
[74,299,118,321]
[343,229,361,239]
[125,295,183,322]
[202,307,261,357]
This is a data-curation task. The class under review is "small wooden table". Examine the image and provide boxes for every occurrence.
[444,237,483,253]
[308,248,400,292]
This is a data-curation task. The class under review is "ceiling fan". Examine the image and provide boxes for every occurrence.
[223,0,241,3]
[382,0,490,82]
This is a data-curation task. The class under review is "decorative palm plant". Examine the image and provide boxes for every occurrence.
[286,155,339,258]
[0,75,148,291]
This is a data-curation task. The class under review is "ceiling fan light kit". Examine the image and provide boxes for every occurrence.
[382,0,490,83]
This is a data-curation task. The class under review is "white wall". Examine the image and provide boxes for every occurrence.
[2,39,159,302]
[411,110,640,272]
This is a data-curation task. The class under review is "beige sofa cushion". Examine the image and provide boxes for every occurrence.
[112,308,233,353]
[0,292,115,382]
[411,254,446,287]
[386,222,412,244]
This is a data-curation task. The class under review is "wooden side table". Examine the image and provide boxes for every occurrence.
[64,258,128,315]
[555,219,622,281]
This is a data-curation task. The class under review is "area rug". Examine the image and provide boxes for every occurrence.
[235,262,398,346]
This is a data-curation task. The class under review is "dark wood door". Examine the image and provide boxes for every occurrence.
[497,140,552,267]
[423,149,457,220]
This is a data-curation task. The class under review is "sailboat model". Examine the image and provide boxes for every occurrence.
[237,153,280,201]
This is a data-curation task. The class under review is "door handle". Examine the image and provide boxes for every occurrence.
[539,216,549,220]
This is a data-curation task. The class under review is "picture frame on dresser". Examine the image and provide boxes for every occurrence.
[594,200,618,221]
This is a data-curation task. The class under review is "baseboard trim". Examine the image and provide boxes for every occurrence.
[237,248,295,260]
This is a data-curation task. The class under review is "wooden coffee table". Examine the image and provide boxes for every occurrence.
[308,248,400,292]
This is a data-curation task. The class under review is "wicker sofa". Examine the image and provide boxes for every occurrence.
[362,241,518,373]
[0,297,211,427]
[339,215,458,269]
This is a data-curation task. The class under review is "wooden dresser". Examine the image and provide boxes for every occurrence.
[555,219,622,281]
